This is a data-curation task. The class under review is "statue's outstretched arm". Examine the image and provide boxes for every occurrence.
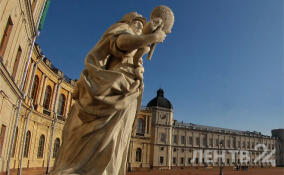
[116,30,166,52]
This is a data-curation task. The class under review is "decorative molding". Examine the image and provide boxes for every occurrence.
[0,61,23,98]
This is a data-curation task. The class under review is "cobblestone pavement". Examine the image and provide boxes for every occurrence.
[3,167,284,175]
[127,167,284,175]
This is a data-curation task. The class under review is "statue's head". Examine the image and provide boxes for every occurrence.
[121,12,146,35]
[121,12,146,25]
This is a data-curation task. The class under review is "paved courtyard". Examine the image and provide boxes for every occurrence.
[127,167,284,175]
[3,167,283,175]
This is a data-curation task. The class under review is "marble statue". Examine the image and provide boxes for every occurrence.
[51,7,174,175]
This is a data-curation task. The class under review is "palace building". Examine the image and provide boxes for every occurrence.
[1,39,75,174]
[0,0,58,174]
[0,37,75,174]
[10,44,76,173]
[127,89,283,171]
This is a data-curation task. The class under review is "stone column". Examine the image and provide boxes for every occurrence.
[142,143,144,164]
[65,91,71,116]
[149,116,152,136]
[156,127,158,143]
[24,61,35,94]
[54,84,61,113]
[224,135,226,149]
[145,115,148,134]
[199,133,201,148]
[51,84,58,112]
[185,130,187,147]
[37,74,45,105]
[192,131,194,147]
[40,76,48,106]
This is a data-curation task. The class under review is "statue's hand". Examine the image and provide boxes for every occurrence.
[153,30,166,43]
[142,18,163,34]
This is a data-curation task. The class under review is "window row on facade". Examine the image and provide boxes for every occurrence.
[158,157,273,166]
[11,128,60,159]
[25,62,73,119]
[160,133,274,150]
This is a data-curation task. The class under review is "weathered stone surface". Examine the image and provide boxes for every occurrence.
[51,11,167,175]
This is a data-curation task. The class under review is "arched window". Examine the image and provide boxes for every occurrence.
[137,118,144,134]
[53,138,60,158]
[31,75,39,101]
[37,135,45,158]
[43,86,52,109]
[57,94,66,116]
[136,148,142,162]
[12,127,18,157]
[23,131,31,157]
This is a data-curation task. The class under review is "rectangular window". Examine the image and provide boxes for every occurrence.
[173,135,177,144]
[160,146,164,151]
[0,17,13,58]
[160,133,166,143]
[233,137,236,148]
[227,140,231,148]
[188,158,191,164]
[238,141,241,148]
[215,138,219,147]
[160,156,164,164]
[180,157,184,164]
[189,136,193,145]
[203,136,207,146]
[220,140,224,147]
[12,46,22,79]
[181,136,185,144]
[0,125,7,155]
[210,138,213,146]
[173,157,176,164]
[195,158,199,164]
[196,137,200,145]
[242,141,246,148]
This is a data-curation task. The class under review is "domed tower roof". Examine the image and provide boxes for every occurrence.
[147,89,173,109]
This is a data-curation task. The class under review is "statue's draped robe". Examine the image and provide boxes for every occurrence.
[51,23,143,175]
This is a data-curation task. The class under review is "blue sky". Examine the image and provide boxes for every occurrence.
[38,0,284,135]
